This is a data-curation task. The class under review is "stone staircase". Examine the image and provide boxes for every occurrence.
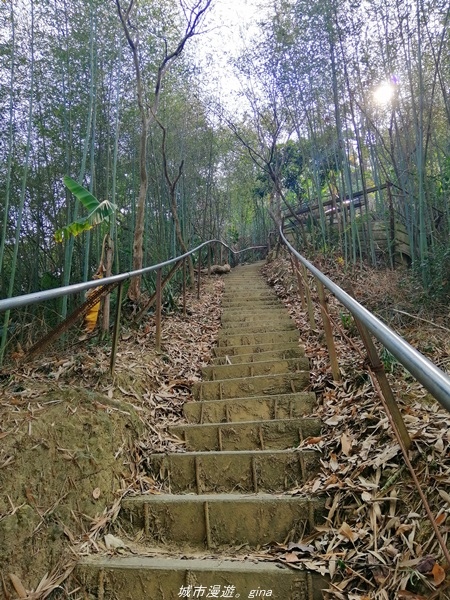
[79,262,326,599]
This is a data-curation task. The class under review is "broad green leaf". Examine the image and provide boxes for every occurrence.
[63,176,100,212]
[55,199,116,242]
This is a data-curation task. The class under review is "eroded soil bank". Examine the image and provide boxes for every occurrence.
[0,388,142,588]
[0,278,223,597]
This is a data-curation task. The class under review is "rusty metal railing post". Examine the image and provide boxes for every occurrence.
[155,268,162,351]
[352,334,411,451]
[302,264,316,329]
[293,256,306,310]
[110,282,123,374]
[316,278,341,381]
[197,248,201,300]
[343,283,411,449]
[289,253,296,276]
[182,258,187,317]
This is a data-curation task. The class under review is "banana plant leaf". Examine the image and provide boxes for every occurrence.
[55,177,116,242]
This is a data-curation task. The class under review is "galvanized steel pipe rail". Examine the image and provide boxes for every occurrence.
[0,240,266,313]
[0,240,266,369]
[279,228,450,413]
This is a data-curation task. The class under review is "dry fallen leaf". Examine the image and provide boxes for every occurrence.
[305,436,323,445]
[340,432,352,456]
[372,565,389,585]
[330,452,339,472]
[416,555,435,573]
[283,552,301,563]
[434,437,444,453]
[438,489,450,506]
[435,512,446,525]
[9,574,28,599]
[431,562,446,586]
[286,542,315,554]
[339,522,356,542]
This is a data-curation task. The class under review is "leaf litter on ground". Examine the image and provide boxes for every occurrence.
[0,276,224,598]
[2,259,450,599]
[260,253,450,599]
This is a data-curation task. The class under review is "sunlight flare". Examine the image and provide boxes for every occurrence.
[373,81,395,105]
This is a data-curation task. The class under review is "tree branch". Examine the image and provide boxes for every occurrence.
[154,0,212,98]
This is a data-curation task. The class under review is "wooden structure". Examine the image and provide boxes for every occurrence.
[282,182,412,266]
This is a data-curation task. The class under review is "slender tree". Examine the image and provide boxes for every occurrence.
[115,0,212,301]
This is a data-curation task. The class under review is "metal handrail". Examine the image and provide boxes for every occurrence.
[279,228,450,413]
[0,240,267,313]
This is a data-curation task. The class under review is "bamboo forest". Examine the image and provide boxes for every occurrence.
[1,1,450,597]
[1,0,450,331]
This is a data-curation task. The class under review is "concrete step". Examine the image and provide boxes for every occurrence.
[222,283,271,289]
[220,317,294,331]
[192,371,309,401]
[212,347,305,365]
[221,294,283,310]
[218,322,297,336]
[118,493,325,549]
[217,330,299,348]
[222,294,276,301]
[147,449,319,493]
[78,555,326,600]
[220,302,282,310]
[221,290,277,296]
[220,310,290,322]
[202,357,309,381]
[183,392,317,423]
[221,291,278,298]
[213,340,302,358]
[169,417,321,451]
[221,301,283,317]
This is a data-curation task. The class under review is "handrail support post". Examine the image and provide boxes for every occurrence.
[343,282,412,449]
[155,268,162,351]
[355,316,412,450]
[197,249,201,300]
[110,282,124,374]
[182,258,187,317]
[292,256,306,310]
[316,278,341,382]
[302,264,316,329]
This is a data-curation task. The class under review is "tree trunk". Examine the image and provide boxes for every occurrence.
[115,0,212,301]
[158,120,195,285]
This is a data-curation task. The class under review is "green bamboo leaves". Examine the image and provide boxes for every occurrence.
[55,176,116,242]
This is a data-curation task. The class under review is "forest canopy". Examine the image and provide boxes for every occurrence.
[1,0,449,334]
